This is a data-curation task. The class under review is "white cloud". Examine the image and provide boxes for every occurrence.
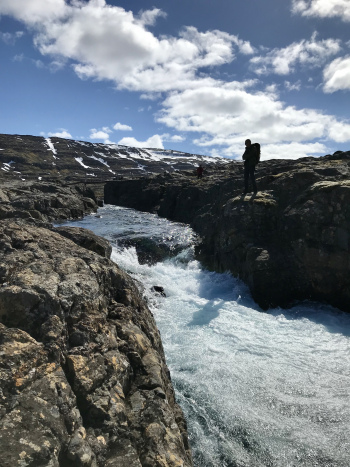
[0,0,68,25]
[161,133,186,143]
[284,80,302,91]
[2,0,349,157]
[0,0,252,93]
[49,60,66,72]
[33,59,45,69]
[254,141,328,159]
[0,31,23,45]
[48,129,72,138]
[90,129,110,140]
[216,141,328,160]
[250,33,341,75]
[323,56,350,92]
[327,120,350,142]
[118,134,164,149]
[137,8,166,26]
[158,82,350,157]
[168,135,186,142]
[113,122,132,131]
[292,0,350,22]
[12,53,24,62]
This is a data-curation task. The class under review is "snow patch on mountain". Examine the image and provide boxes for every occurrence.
[45,138,58,158]
[75,157,91,169]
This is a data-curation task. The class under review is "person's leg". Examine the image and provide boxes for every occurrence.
[250,166,257,193]
[244,165,249,193]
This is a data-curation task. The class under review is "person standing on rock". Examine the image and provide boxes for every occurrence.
[242,139,258,195]
[197,164,204,179]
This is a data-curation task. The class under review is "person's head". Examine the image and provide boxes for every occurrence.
[245,139,251,147]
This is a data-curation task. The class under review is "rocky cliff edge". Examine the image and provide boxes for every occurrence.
[0,182,192,467]
[105,152,350,312]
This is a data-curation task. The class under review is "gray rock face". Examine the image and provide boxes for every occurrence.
[53,226,112,258]
[0,180,98,222]
[0,219,192,466]
[105,152,350,312]
[0,178,192,466]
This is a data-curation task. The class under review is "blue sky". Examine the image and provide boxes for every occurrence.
[1,0,350,160]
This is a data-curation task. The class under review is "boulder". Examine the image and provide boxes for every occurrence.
[54,226,112,258]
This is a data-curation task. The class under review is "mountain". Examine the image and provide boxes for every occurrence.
[0,133,228,183]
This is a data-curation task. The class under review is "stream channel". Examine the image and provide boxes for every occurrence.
[61,204,350,467]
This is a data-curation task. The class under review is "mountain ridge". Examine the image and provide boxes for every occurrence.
[0,133,228,183]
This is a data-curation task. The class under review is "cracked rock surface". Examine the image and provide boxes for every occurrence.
[0,219,192,466]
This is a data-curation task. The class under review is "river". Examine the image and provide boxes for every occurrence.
[60,204,350,467]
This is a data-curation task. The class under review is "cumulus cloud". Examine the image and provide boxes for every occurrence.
[2,0,349,157]
[90,129,111,140]
[250,33,341,75]
[158,82,350,157]
[0,0,253,93]
[328,119,350,142]
[0,0,68,25]
[118,134,164,149]
[214,141,328,160]
[113,122,133,131]
[292,0,350,22]
[167,134,186,142]
[323,56,350,92]
[48,129,72,138]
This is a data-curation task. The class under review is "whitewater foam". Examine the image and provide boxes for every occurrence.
[61,205,350,467]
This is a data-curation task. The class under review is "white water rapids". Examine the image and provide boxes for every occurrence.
[61,205,350,467]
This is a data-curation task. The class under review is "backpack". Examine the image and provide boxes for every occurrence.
[252,143,261,164]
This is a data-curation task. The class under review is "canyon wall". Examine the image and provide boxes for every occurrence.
[0,181,192,467]
[105,152,350,312]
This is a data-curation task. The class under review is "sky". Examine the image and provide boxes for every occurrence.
[0,0,350,160]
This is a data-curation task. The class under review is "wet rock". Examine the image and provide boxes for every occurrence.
[151,286,166,297]
[117,236,181,265]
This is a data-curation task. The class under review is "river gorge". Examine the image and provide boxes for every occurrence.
[61,205,350,467]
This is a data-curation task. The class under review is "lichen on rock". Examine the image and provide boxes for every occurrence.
[0,200,192,466]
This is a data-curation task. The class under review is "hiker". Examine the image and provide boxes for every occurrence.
[197,165,204,179]
[242,139,258,194]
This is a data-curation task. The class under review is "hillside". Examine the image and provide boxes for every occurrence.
[0,133,228,183]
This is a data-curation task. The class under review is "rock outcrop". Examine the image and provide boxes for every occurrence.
[0,182,192,466]
[105,152,350,312]
[0,180,98,222]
